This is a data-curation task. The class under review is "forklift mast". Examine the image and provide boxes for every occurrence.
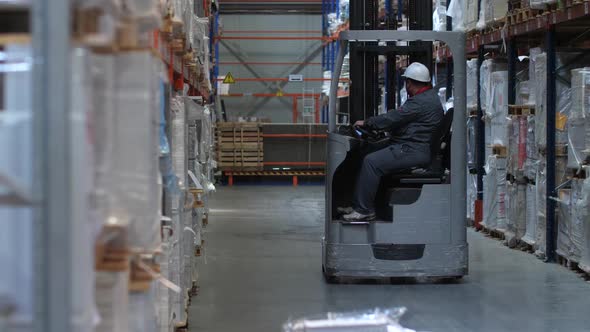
[349,0,433,123]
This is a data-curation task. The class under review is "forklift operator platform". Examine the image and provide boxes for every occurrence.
[323,30,468,281]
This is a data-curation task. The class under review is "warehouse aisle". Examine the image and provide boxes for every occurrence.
[189,186,590,332]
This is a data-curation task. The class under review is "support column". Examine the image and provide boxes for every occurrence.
[475,45,485,230]
[293,96,298,123]
[546,25,557,262]
[33,0,73,330]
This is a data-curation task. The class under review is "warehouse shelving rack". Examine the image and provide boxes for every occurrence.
[6,1,218,331]
[320,0,453,122]
[470,0,590,263]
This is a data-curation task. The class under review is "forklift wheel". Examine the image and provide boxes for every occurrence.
[322,265,339,284]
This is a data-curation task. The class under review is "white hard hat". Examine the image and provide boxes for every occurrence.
[402,62,431,83]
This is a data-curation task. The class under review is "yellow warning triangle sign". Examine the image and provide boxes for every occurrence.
[223,72,236,84]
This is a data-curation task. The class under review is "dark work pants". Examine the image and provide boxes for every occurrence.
[353,144,430,214]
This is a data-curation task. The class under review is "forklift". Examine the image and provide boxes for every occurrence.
[322,1,468,281]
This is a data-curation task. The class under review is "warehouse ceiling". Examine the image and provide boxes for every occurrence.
[219,0,322,14]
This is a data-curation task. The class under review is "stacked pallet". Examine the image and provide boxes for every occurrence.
[216,122,264,171]
[475,48,590,275]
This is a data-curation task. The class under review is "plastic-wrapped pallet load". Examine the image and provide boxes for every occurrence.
[477,0,508,30]
[524,116,538,180]
[534,52,575,150]
[569,68,590,169]
[90,52,128,332]
[489,71,509,146]
[466,59,478,112]
[506,114,527,177]
[95,271,129,332]
[464,0,479,31]
[129,290,158,332]
[102,52,162,252]
[447,0,479,32]
[480,60,494,115]
[433,0,447,31]
[533,52,547,150]
[485,118,493,158]
[0,43,34,331]
[505,181,526,246]
[157,220,172,332]
[70,48,98,332]
[522,182,538,246]
[467,116,477,169]
[507,116,520,176]
[483,155,507,231]
[578,175,590,273]
[467,172,477,221]
[169,95,188,326]
[556,189,572,259]
[534,161,547,257]
[570,179,586,262]
[557,179,587,263]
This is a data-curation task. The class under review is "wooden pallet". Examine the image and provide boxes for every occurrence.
[537,144,568,157]
[481,226,506,241]
[194,240,205,257]
[129,257,160,292]
[491,145,508,157]
[507,8,542,25]
[516,240,535,253]
[216,122,264,171]
[95,225,129,272]
[508,104,535,116]
[189,283,200,297]
[73,8,154,52]
[557,254,590,280]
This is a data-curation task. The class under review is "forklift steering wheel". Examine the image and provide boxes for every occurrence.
[353,125,377,139]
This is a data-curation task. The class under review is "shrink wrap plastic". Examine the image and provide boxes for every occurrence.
[0,44,34,329]
[557,179,587,262]
[506,182,526,244]
[283,307,414,332]
[578,176,590,273]
[568,68,590,169]
[483,155,507,230]
[522,183,538,246]
[535,161,547,257]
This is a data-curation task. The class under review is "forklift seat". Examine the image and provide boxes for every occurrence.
[392,107,454,185]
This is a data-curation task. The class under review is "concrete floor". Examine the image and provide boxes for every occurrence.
[189,186,590,332]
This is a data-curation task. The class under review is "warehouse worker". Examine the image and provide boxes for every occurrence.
[341,62,444,222]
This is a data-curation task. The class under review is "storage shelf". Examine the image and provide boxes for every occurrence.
[467,0,590,53]
[156,26,212,99]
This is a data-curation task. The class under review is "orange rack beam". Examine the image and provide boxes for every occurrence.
[222,30,322,34]
[219,61,322,65]
[216,36,325,41]
[264,162,326,166]
[216,77,348,82]
[262,134,327,138]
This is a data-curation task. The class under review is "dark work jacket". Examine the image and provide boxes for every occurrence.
[365,88,443,158]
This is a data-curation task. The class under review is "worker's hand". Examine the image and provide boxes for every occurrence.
[354,120,365,127]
